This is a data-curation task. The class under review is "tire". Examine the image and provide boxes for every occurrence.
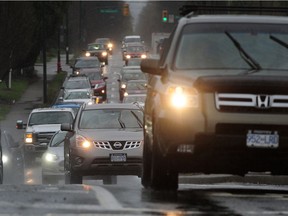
[150,121,178,191]
[65,171,82,184]
[141,133,152,188]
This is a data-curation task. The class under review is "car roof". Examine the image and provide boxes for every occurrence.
[83,103,141,110]
[31,107,75,113]
[181,14,288,25]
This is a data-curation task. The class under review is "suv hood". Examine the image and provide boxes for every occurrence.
[26,124,61,133]
[79,129,143,141]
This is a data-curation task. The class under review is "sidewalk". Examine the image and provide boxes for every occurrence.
[0,54,71,144]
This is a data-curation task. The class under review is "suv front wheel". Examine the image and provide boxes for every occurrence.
[144,120,178,191]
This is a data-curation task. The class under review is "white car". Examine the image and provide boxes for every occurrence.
[41,130,67,184]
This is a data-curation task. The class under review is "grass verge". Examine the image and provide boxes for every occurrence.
[0,79,29,121]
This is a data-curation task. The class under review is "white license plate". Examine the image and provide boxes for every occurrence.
[246,130,279,148]
[110,153,127,162]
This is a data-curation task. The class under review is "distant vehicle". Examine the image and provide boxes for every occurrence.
[122,43,147,65]
[81,71,108,102]
[95,38,113,55]
[122,35,142,46]
[61,89,94,104]
[52,102,83,115]
[16,108,75,165]
[61,103,144,184]
[1,130,24,184]
[123,79,147,97]
[117,69,147,102]
[85,43,109,65]
[125,58,142,67]
[71,56,103,75]
[41,130,67,184]
[62,74,92,92]
[122,93,146,108]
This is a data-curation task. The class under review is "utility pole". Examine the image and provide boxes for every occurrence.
[42,2,47,104]
[65,10,69,65]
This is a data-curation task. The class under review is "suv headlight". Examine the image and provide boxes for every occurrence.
[44,153,58,162]
[108,43,113,48]
[2,155,8,164]
[25,133,33,143]
[85,52,91,57]
[167,86,199,108]
[101,51,108,57]
[76,134,93,149]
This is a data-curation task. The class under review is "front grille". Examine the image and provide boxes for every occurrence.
[215,93,288,113]
[94,141,142,150]
[92,157,142,164]
[36,132,55,144]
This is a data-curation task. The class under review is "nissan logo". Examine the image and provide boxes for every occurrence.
[113,142,122,149]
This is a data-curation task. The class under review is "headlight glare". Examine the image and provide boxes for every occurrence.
[85,52,91,57]
[168,86,199,108]
[45,153,58,162]
[102,51,108,57]
[76,134,92,149]
[2,155,8,164]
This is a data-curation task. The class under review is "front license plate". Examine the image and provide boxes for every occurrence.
[110,153,127,162]
[246,130,279,148]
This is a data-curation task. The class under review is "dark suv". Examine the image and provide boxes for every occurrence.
[141,6,288,190]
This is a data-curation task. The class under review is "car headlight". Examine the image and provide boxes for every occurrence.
[141,54,147,59]
[101,51,108,57]
[2,155,8,164]
[76,134,93,149]
[121,84,126,89]
[124,92,128,96]
[25,133,33,143]
[167,86,199,108]
[85,52,91,57]
[108,43,113,48]
[44,153,58,162]
[125,55,131,59]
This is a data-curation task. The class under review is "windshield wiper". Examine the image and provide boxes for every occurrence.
[270,35,288,50]
[118,115,126,128]
[130,111,143,128]
[225,31,262,72]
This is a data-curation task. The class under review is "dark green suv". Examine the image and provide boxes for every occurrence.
[141,7,288,190]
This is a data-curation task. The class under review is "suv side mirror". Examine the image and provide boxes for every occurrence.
[16,120,26,129]
[141,59,163,76]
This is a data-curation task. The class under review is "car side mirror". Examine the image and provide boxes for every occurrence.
[16,120,26,129]
[61,123,73,132]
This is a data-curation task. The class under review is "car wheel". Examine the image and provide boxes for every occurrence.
[103,176,117,185]
[150,121,178,191]
[141,133,152,188]
[65,171,82,184]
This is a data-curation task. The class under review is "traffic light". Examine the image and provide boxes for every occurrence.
[123,3,129,16]
[162,10,168,22]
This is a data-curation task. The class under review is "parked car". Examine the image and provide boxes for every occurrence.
[85,43,108,65]
[1,130,24,184]
[141,6,288,191]
[61,103,144,184]
[41,130,68,184]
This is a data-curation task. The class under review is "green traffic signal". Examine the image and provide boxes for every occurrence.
[162,17,167,22]
[162,9,168,22]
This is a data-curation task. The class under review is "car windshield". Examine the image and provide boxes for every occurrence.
[87,43,106,50]
[64,91,91,100]
[84,72,103,80]
[174,23,288,71]
[28,112,74,126]
[64,79,90,89]
[126,82,146,90]
[123,95,146,103]
[74,59,100,68]
[79,109,143,129]
[49,132,67,147]
[124,37,141,43]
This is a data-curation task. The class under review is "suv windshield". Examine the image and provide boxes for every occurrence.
[174,23,288,71]
[28,112,74,126]
[79,109,143,129]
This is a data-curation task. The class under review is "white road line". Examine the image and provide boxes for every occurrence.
[90,185,123,209]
